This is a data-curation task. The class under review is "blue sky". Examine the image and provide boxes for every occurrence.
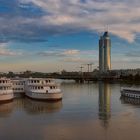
[0,0,140,72]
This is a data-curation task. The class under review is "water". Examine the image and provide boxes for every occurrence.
[0,82,140,140]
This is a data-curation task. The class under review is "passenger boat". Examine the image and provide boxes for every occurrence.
[0,78,14,102]
[11,79,25,98]
[25,78,62,101]
[121,88,140,99]
[121,96,140,105]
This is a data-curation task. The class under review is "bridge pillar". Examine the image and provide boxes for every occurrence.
[75,79,85,83]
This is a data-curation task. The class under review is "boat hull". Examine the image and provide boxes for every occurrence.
[121,89,140,99]
[0,93,14,102]
[25,91,62,101]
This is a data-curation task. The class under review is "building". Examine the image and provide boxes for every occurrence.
[99,31,111,73]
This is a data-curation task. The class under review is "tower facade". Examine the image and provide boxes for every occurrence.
[99,36,104,73]
[99,31,111,73]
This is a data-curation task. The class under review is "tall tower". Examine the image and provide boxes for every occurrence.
[99,31,111,73]
[103,31,111,72]
[99,36,104,73]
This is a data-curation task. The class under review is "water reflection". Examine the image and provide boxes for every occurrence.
[121,96,140,106]
[98,82,111,127]
[0,101,14,117]
[24,98,62,115]
[0,98,62,117]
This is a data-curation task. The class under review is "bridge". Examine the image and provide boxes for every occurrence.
[45,72,117,83]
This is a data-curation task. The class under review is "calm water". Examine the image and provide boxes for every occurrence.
[0,82,140,140]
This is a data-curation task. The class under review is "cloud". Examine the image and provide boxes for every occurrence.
[125,51,140,57]
[37,49,80,57]
[37,49,96,64]
[1,0,140,42]
[37,51,66,57]
[63,57,94,63]
[0,43,22,56]
[63,50,80,55]
[37,49,97,58]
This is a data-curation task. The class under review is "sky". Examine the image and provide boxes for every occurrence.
[0,0,140,72]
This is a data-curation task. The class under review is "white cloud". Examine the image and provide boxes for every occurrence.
[63,49,80,55]
[38,49,80,57]
[63,57,94,63]
[1,0,140,42]
[37,49,96,65]
[19,0,140,42]
[0,43,22,56]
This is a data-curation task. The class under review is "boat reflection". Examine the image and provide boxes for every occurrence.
[0,101,14,117]
[0,98,63,117]
[24,98,63,115]
[121,96,140,106]
[98,82,111,127]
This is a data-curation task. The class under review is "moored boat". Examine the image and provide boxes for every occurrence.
[121,96,140,105]
[0,78,14,102]
[121,88,140,99]
[11,79,25,98]
[25,78,62,101]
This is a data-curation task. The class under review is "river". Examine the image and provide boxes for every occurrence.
[0,81,140,140]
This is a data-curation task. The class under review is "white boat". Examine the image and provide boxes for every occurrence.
[121,87,140,99]
[25,78,62,101]
[11,79,25,98]
[0,78,14,102]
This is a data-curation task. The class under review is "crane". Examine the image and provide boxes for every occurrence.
[84,63,94,72]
